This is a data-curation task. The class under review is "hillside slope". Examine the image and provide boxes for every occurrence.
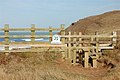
[66,10,120,34]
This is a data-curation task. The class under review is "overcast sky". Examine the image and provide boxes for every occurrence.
[0,0,120,28]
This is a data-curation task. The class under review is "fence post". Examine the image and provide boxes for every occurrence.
[112,31,117,47]
[95,32,99,59]
[91,56,97,68]
[84,51,89,68]
[4,24,9,55]
[60,24,65,44]
[73,32,77,65]
[49,26,52,43]
[31,24,35,50]
[31,24,35,43]
[79,32,82,47]
[68,32,71,60]
[61,44,67,60]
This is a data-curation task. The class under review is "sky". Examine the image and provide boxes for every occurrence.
[0,0,120,28]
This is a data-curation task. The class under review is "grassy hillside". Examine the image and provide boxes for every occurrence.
[66,10,120,34]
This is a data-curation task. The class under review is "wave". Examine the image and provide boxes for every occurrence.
[12,38,44,42]
[0,38,49,43]
[21,38,44,41]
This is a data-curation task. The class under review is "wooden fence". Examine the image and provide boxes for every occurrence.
[0,24,118,68]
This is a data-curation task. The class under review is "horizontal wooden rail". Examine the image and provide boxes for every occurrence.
[65,41,113,44]
[66,46,114,51]
[0,44,67,47]
[0,28,63,31]
[61,35,116,38]
[0,35,52,38]
[0,35,116,38]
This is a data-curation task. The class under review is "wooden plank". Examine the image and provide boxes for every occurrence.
[84,51,89,68]
[0,42,49,45]
[31,44,67,47]
[61,35,115,38]
[36,28,62,31]
[0,49,64,53]
[68,32,71,59]
[112,31,117,46]
[0,35,52,38]
[0,28,62,31]
[65,41,113,44]
[79,32,82,47]
[0,44,66,47]
[4,24,9,46]
[73,32,77,65]
[65,46,114,51]
[0,34,116,38]
[31,24,35,43]
[4,24,9,55]
[91,56,97,68]
[60,24,65,44]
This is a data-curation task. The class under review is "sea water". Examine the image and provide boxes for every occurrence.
[0,31,58,42]
[0,31,59,50]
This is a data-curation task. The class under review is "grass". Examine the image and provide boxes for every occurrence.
[0,42,119,80]
[0,51,89,80]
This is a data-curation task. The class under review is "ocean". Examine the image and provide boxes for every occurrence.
[0,31,59,42]
[0,31,59,50]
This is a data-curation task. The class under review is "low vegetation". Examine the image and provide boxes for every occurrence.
[0,43,119,80]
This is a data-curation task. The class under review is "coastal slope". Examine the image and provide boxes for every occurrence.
[65,10,120,34]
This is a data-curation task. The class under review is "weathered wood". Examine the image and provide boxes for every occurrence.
[0,28,62,31]
[60,24,65,44]
[79,32,82,47]
[91,56,97,68]
[0,35,115,38]
[95,32,99,59]
[31,24,35,43]
[0,35,52,38]
[49,26,52,42]
[4,24,9,55]
[61,44,67,60]
[73,49,77,65]
[68,32,71,59]
[0,44,66,47]
[84,51,89,68]
[73,32,77,65]
[112,31,117,46]
[65,41,113,44]
[60,35,115,38]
